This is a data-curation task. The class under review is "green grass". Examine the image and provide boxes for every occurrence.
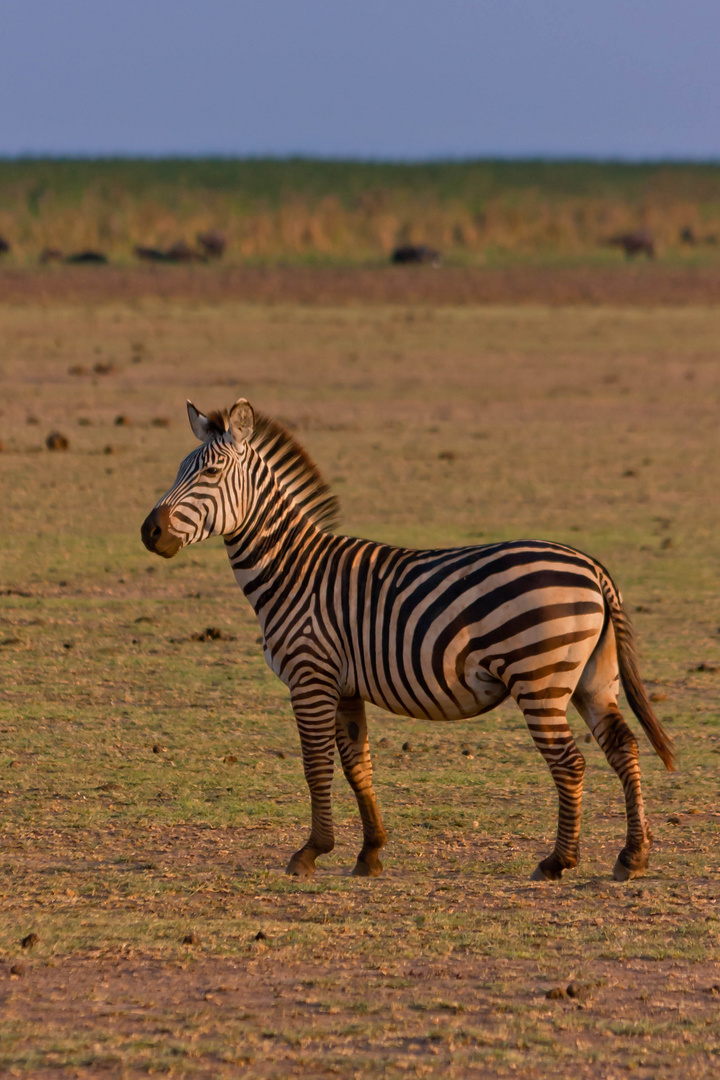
[3,156,720,207]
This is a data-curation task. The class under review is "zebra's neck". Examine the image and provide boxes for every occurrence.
[224,449,332,624]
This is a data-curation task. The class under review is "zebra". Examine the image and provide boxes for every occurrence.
[141,398,675,883]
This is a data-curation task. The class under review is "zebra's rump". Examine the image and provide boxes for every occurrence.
[334,538,607,723]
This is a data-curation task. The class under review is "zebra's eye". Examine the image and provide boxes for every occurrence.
[203,466,222,478]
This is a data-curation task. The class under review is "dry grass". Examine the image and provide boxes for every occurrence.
[3,158,720,263]
[0,295,718,1076]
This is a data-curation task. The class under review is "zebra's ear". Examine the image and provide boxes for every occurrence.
[187,400,213,442]
[228,398,255,445]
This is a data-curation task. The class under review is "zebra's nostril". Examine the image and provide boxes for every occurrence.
[149,524,161,540]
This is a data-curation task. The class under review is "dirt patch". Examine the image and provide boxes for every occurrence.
[1,950,717,1078]
[3,262,720,306]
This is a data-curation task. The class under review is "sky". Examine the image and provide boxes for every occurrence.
[1,0,719,160]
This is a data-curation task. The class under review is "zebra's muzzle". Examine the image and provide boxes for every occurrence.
[141,505,182,559]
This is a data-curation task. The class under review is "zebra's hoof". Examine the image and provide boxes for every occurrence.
[612,856,646,882]
[351,856,383,878]
[286,850,317,878]
[531,861,563,882]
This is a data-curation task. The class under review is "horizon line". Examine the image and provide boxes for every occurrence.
[2,152,720,167]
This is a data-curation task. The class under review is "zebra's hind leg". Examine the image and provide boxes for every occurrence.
[286,688,339,878]
[573,636,652,881]
[335,696,387,877]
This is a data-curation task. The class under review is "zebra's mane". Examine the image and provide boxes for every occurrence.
[207,408,340,533]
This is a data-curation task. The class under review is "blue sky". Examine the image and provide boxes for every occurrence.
[1,0,718,159]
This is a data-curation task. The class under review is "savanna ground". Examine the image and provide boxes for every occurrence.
[0,267,719,1078]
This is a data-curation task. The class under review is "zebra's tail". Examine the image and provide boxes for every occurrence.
[598,568,676,771]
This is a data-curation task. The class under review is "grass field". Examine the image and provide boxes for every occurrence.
[0,286,719,1077]
[3,157,720,263]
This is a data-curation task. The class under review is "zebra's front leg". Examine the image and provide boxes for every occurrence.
[335,696,387,877]
[286,687,339,878]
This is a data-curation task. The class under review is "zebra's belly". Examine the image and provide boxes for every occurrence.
[361,668,508,723]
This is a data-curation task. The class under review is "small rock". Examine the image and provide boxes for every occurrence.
[21,933,38,950]
[114,415,131,427]
[622,469,637,478]
[224,754,238,764]
[103,445,115,455]
[461,749,475,759]
[650,692,667,702]
[254,930,267,941]
[46,431,69,451]
[667,815,681,825]
[402,741,413,752]
[567,982,592,1001]
[152,743,165,754]
[182,932,199,945]
[9,962,26,977]
[546,986,567,1000]
[377,737,390,747]
[191,626,236,642]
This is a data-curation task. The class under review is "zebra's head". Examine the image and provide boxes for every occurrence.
[141,398,255,558]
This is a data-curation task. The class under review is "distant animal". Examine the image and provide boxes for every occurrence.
[165,240,205,263]
[134,241,205,263]
[391,244,442,267]
[64,250,108,264]
[0,235,10,255]
[142,398,674,883]
[134,245,169,262]
[196,230,227,259]
[604,231,655,259]
[40,248,107,264]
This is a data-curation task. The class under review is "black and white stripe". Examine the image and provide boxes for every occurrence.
[142,398,674,882]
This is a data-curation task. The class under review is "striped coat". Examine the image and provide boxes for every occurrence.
[142,398,674,882]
